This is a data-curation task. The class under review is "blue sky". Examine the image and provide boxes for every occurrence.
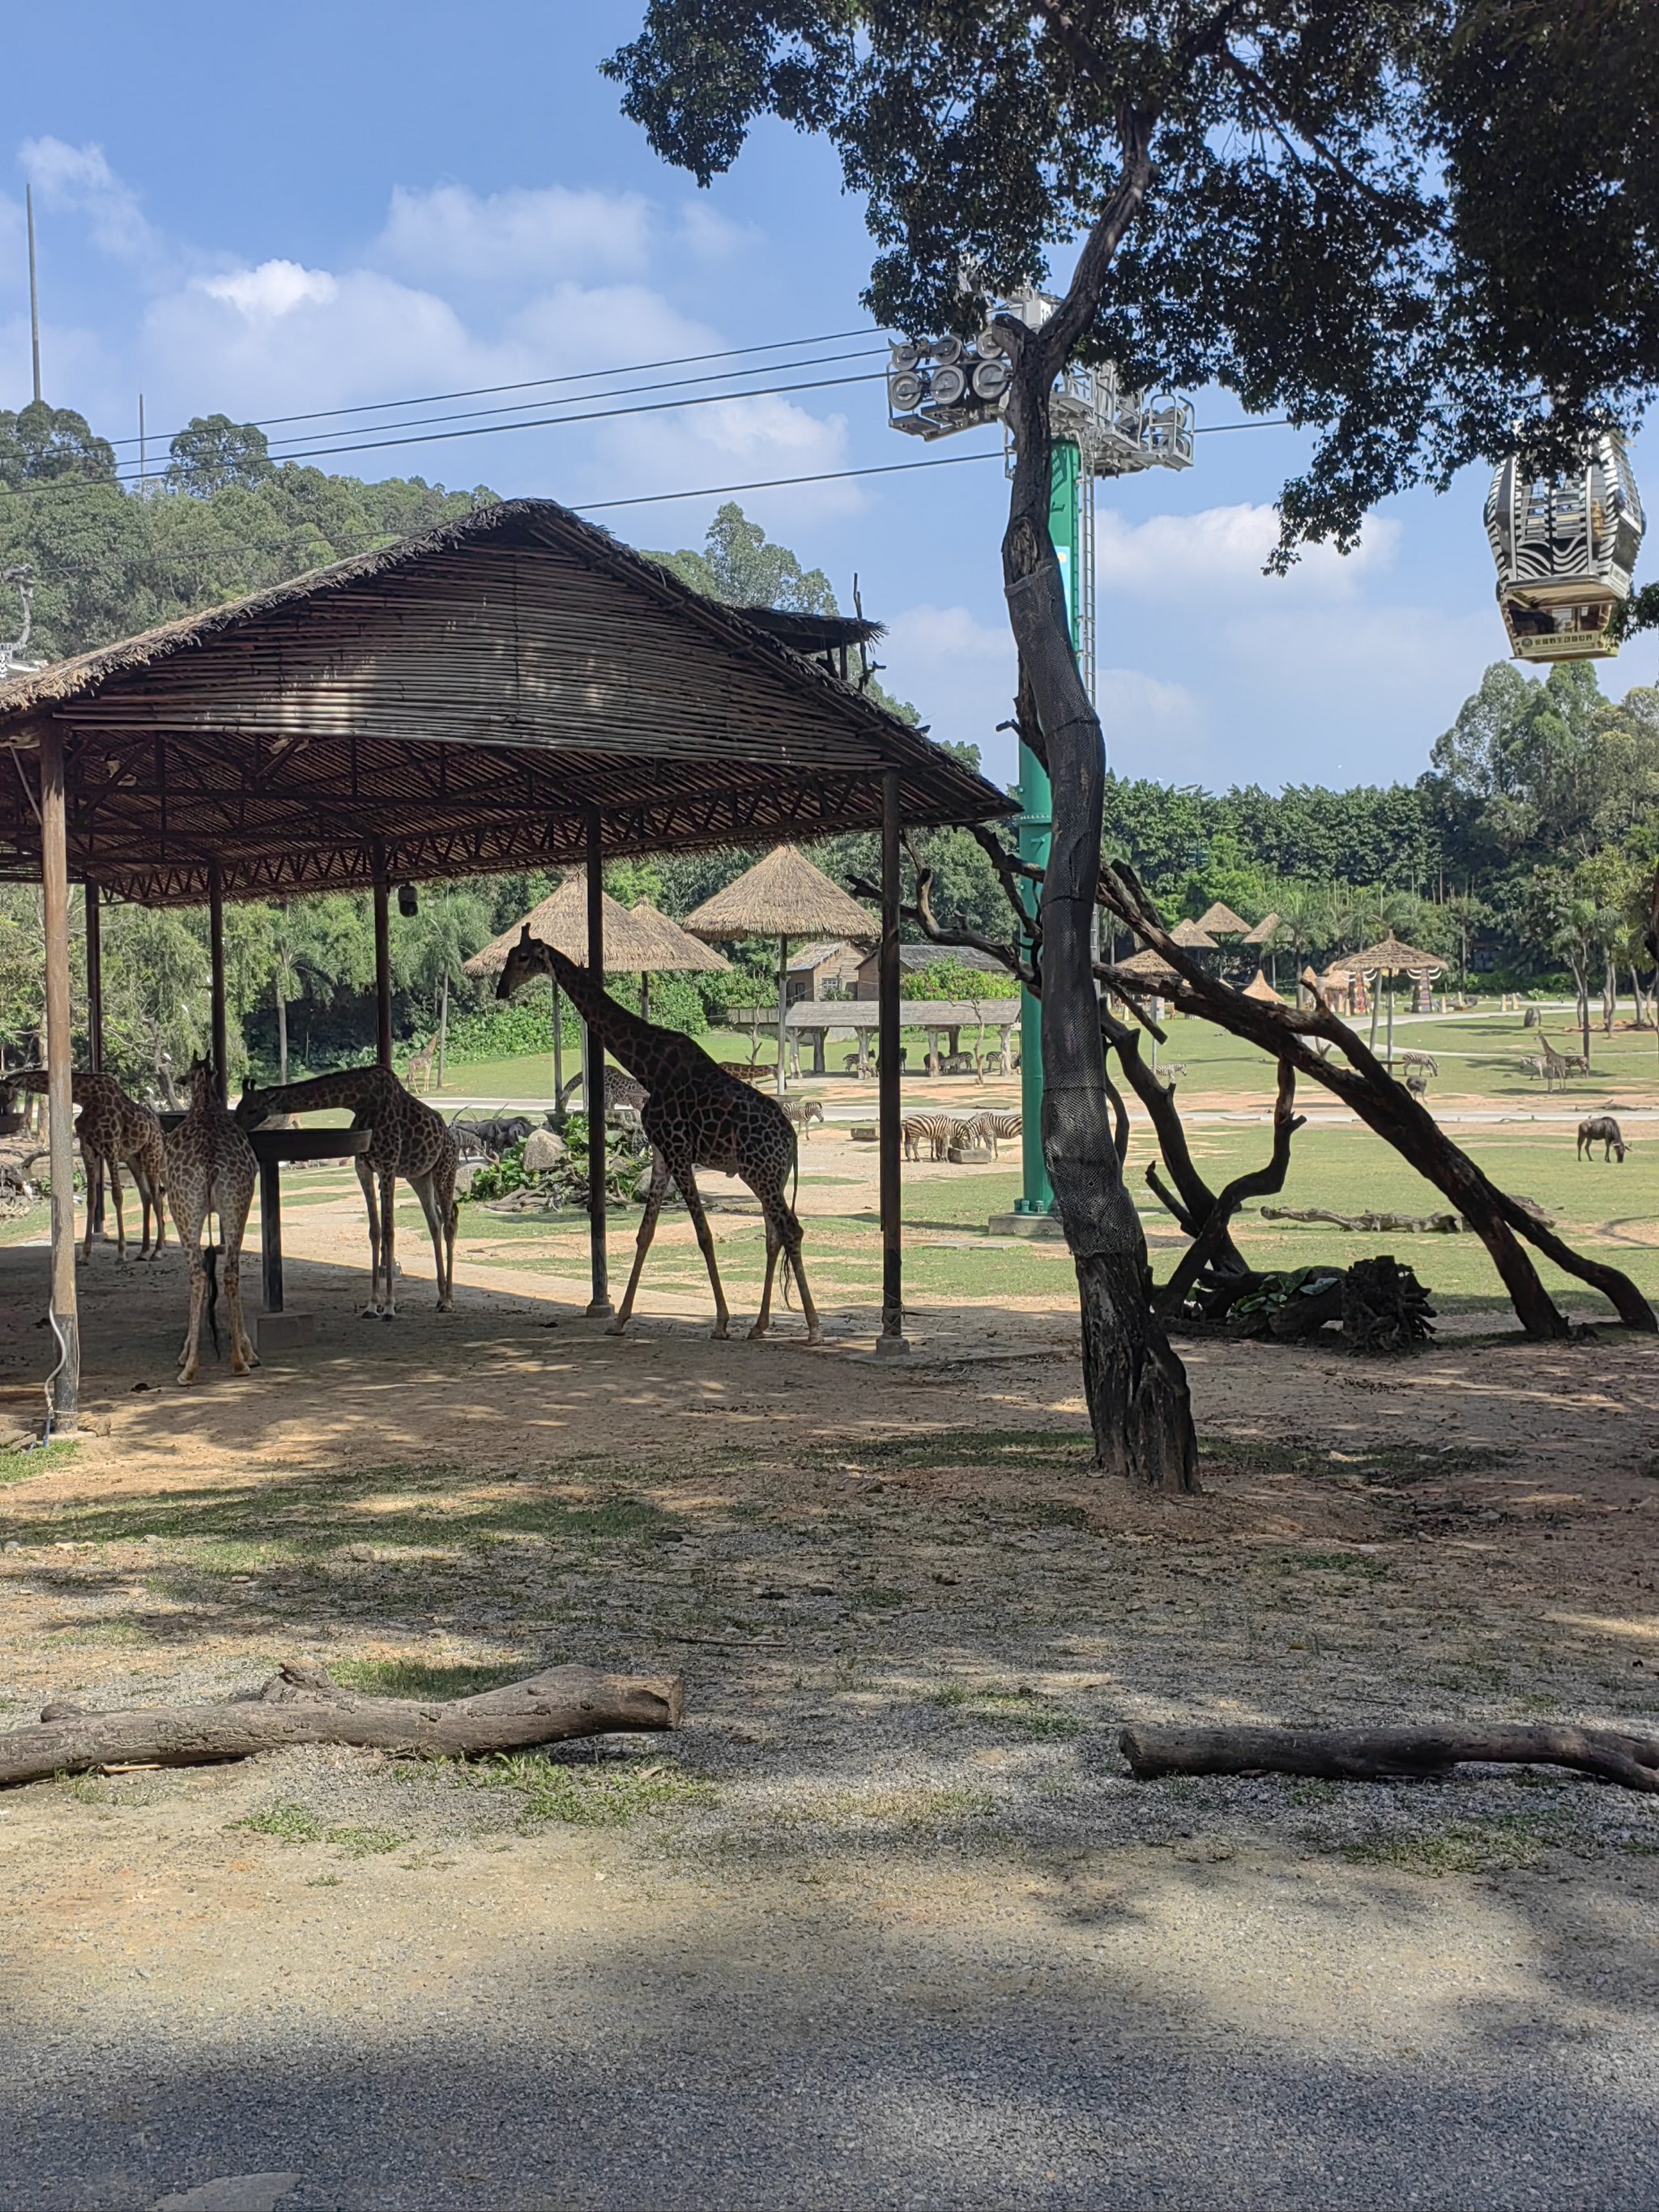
[3,0,1655,795]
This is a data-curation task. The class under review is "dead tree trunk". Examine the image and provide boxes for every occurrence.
[996,112,1196,1494]
[1099,867,1655,1339]
[1120,1720,1659,1792]
[0,1660,683,1787]
[1154,1060,1304,1318]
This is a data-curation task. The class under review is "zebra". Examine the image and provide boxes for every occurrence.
[957,1109,1021,1158]
[902,1113,958,1162]
[1399,1049,1439,1077]
[781,1097,824,1138]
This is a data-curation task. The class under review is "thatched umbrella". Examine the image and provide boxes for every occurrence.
[466,872,676,1108]
[1169,918,1218,952]
[1240,969,1285,1004]
[683,846,876,1093]
[1329,935,1448,1062]
[1196,901,1250,938]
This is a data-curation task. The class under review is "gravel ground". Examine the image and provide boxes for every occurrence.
[1,1256,1657,2210]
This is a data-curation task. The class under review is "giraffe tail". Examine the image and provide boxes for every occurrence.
[203,1244,223,1357]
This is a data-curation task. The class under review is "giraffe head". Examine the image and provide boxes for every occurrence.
[497,927,582,1008]
[184,1055,218,1110]
[234,1078,275,1129]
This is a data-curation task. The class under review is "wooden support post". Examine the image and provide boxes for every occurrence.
[86,881,105,1234]
[39,727,79,1428]
[776,933,789,1097]
[876,769,906,1356]
[372,856,393,1071]
[584,809,612,1318]
[258,1151,284,1315]
[208,862,228,1103]
[551,978,563,1113]
[84,882,103,1072]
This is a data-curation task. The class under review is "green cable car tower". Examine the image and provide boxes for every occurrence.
[886,300,1194,1216]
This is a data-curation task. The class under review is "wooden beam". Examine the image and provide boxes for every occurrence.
[877,768,906,1356]
[39,726,79,1428]
[207,861,228,1102]
[585,808,612,1319]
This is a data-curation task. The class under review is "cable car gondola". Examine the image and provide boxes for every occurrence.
[1484,429,1644,663]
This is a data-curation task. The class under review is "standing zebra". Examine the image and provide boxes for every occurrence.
[901,1114,959,1161]
[958,1110,1022,1158]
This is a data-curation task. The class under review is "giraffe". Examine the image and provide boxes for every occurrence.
[0,1069,167,1260]
[236,1064,458,1316]
[407,1036,436,1093]
[165,1056,258,1386]
[497,929,821,1344]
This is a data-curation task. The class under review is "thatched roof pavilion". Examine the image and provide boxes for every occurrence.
[6,497,992,1404]
[625,901,731,975]
[1195,901,1250,937]
[463,871,665,978]
[683,846,877,1095]
[1330,935,1448,977]
[1241,911,1280,947]
[1168,918,1218,951]
[1240,969,1285,1004]
[681,845,877,944]
[0,497,1002,905]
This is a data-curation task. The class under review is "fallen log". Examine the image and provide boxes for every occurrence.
[1260,1205,1462,1234]
[1120,1721,1659,1793]
[0,1658,683,1788]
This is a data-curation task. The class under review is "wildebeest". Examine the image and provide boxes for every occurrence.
[454,1113,533,1161]
[1576,1115,1627,1162]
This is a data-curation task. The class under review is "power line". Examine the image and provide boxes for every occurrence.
[99,326,883,453]
[574,447,1005,512]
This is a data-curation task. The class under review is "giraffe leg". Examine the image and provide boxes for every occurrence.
[108,1156,129,1263]
[379,1170,399,1316]
[356,1158,382,1317]
[783,1213,823,1346]
[608,1148,673,1336]
[676,1168,731,1340]
[80,1149,100,1265]
[221,1200,260,1375]
[410,1172,452,1311]
[748,1209,784,1340]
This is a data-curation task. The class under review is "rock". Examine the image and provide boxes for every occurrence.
[454,1161,479,1196]
[522,1126,568,1173]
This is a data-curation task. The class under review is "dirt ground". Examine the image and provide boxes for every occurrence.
[2,1225,1657,2209]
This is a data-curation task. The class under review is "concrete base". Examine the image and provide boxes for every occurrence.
[987,1213,1068,1241]
[254,1310,317,1354]
[873,1331,911,1359]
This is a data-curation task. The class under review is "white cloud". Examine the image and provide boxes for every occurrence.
[1094,501,1400,600]
[199,260,339,320]
[885,603,1013,667]
[377,182,653,284]
[19,137,157,266]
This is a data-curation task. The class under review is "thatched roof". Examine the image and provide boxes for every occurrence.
[0,498,1005,906]
[1112,947,1180,982]
[1196,901,1251,936]
[464,871,666,978]
[1169,918,1218,950]
[1330,935,1448,976]
[683,844,876,942]
[1240,969,1285,1004]
[1241,910,1280,947]
[625,900,731,974]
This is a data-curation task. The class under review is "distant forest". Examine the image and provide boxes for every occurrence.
[2,397,1657,1093]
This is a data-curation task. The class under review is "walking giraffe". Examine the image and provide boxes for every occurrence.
[237,1065,458,1315]
[165,1056,258,1385]
[0,1068,167,1259]
[497,929,821,1343]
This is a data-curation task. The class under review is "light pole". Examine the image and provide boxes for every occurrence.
[885,300,1194,1218]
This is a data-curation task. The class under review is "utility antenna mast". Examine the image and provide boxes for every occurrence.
[26,185,42,406]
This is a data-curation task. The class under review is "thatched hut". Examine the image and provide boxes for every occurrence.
[1240,969,1285,1004]
[684,846,876,1093]
[1195,901,1250,938]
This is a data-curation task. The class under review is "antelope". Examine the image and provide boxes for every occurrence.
[1576,1115,1627,1162]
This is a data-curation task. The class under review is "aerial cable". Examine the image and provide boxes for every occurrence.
[97,326,884,453]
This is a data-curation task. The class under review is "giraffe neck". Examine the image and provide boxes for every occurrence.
[249,1068,386,1115]
[544,954,683,1085]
